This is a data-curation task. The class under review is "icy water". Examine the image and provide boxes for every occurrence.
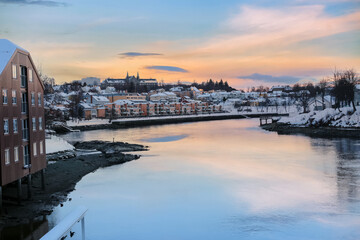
[12,119,360,239]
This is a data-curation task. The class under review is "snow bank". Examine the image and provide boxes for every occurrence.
[278,107,360,128]
[46,135,75,154]
[66,119,111,127]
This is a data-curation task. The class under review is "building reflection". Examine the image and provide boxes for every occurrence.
[333,138,360,204]
[1,216,49,240]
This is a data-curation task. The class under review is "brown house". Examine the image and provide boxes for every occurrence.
[0,39,46,199]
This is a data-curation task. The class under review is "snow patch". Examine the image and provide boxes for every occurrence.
[278,107,360,128]
[46,135,75,154]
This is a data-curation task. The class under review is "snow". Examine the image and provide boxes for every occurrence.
[278,107,360,128]
[67,118,111,127]
[0,39,28,75]
[46,135,75,154]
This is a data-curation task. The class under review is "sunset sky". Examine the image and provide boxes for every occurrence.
[0,0,359,89]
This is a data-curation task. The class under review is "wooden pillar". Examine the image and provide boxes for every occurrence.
[27,174,32,199]
[17,179,22,204]
[0,186,2,214]
[41,169,46,190]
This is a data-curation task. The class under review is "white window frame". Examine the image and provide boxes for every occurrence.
[13,118,18,133]
[12,90,17,105]
[29,69,33,82]
[40,141,43,154]
[32,117,36,131]
[2,89,8,104]
[39,117,43,130]
[4,119,9,134]
[12,64,17,79]
[33,142,37,156]
[14,147,19,162]
[5,149,10,165]
[31,92,35,105]
[38,93,41,106]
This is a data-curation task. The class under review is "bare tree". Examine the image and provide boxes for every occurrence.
[319,78,328,109]
[298,90,311,113]
[332,69,359,112]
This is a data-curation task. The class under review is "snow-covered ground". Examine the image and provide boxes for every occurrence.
[278,107,360,128]
[67,118,111,127]
[46,135,75,154]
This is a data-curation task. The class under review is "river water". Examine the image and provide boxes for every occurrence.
[26,119,360,239]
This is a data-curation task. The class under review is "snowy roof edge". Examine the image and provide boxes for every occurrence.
[0,39,29,75]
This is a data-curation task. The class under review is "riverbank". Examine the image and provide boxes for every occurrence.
[262,123,360,138]
[261,107,360,138]
[67,112,289,132]
[0,140,148,228]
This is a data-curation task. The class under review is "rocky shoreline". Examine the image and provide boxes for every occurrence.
[261,122,360,138]
[0,140,148,228]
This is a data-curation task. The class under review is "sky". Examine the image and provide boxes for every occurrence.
[0,0,359,89]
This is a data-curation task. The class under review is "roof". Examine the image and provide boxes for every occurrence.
[93,96,110,102]
[0,39,28,75]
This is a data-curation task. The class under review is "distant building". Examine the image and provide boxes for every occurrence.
[0,39,46,197]
[101,72,158,89]
[81,77,100,86]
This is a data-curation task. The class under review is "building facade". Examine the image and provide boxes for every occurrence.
[0,39,46,187]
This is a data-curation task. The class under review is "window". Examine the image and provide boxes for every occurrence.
[12,90,17,105]
[4,119,9,134]
[23,145,30,167]
[5,149,10,165]
[20,66,27,88]
[38,93,42,106]
[2,89,8,104]
[29,69,33,82]
[22,119,29,141]
[40,141,43,154]
[31,92,35,105]
[32,117,36,131]
[12,64,17,79]
[13,118,18,133]
[14,147,19,162]
[21,92,28,113]
[33,142,37,156]
[39,117,43,130]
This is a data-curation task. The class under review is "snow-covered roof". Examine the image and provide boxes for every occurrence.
[0,39,28,75]
[113,99,133,105]
[93,96,109,102]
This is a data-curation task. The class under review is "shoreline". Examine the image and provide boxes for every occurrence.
[261,123,360,138]
[0,141,148,228]
[66,113,289,132]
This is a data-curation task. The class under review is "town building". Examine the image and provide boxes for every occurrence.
[101,72,158,89]
[0,39,46,204]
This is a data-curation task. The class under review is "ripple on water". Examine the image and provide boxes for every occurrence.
[141,134,188,142]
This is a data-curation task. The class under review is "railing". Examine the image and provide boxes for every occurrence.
[40,206,88,240]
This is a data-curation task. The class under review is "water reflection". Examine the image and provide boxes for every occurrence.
[9,119,360,240]
[141,134,188,142]
[1,216,48,240]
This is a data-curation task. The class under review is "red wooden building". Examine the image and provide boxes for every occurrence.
[0,39,46,206]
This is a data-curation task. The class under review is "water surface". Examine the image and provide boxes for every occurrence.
[48,119,360,239]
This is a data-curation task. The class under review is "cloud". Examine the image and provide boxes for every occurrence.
[145,66,188,73]
[118,52,163,58]
[0,0,67,7]
[197,5,360,55]
[237,73,302,84]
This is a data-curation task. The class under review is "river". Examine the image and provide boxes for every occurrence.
[14,119,360,239]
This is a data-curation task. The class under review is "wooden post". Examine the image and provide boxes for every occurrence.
[0,186,2,214]
[17,178,22,204]
[27,174,32,199]
[41,169,46,190]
